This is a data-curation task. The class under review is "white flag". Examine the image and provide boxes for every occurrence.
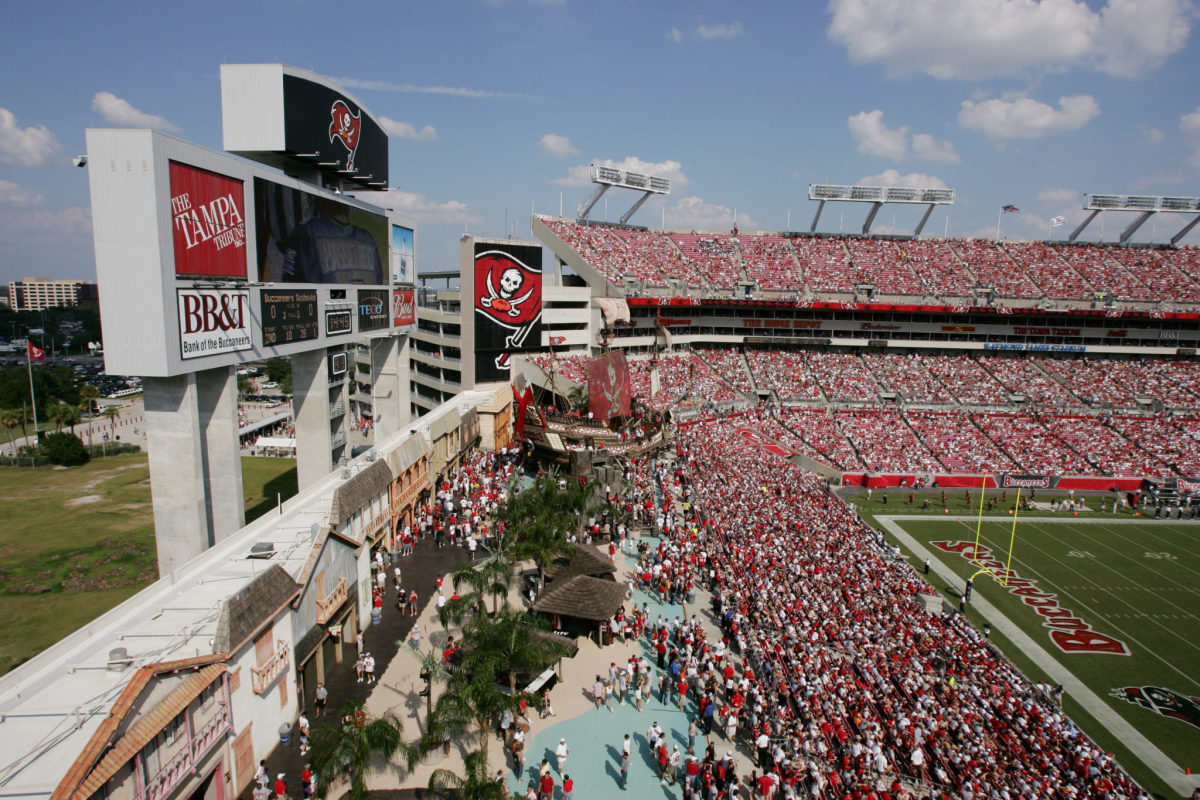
[1050,216,1066,228]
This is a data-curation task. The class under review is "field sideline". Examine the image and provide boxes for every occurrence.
[876,514,1200,798]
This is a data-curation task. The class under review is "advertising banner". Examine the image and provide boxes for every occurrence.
[282,73,388,188]
[473,243,542,383]
[254,178,387,285]
[358,288,389,332]
[169,162,246,278]
[177,289,252,359]
[391,224,415,284]
[392,287,416,327]
[998,474,1060,490]
[587,351,631,421]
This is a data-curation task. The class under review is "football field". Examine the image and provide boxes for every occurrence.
[876,513,1200,799]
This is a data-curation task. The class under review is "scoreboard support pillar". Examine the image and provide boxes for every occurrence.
[144,366,244,577]
[371,334,411,443]
[293,347,351,490]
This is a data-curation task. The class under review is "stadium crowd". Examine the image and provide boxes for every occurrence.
[659,417,1152,799]
[540,215,1200,303]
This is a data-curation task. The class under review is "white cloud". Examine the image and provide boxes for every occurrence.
[856,169,949,188]
[369,189,479,224]
[0,108,60,167]
[696,22,744,40]
[552,157,689,187]
[828,0,1193,80]
[378,116,437,141]
[958,94,1100,139]
[1144,126,1165,144]
[1182,106,1200,167]
[847,110,960,163]
[1038,187,1079,206]
[335,77,534,100]
[0,179,45,207]
[665,196,758,230]
[669,21,744,42]
[91,92,181,132]
[538,133,579,158]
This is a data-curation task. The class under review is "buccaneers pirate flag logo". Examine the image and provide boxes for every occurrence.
[474,249,542,377]
[329,100,362,171]
[1112,685,1200,730]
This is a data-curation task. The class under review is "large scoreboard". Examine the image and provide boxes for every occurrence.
[86,128,417,377]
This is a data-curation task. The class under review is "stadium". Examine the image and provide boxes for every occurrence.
[8,67,1200,800]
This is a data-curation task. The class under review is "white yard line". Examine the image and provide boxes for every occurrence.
[879,515,1193,798]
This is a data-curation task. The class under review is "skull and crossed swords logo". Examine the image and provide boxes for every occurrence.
[480,265,535,318]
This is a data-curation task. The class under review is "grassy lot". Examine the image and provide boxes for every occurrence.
[875,513,1200,799]
[0,454,297,675]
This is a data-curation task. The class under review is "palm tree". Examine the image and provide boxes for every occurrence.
[78,384,99,447]
[310,700,417,800]
[441,555,513,625]
[423,660,519,768]
[1,408,22,461]
[428,749,509,800]
[103,405,120,440]
[462,607,570,698]
[415,647,446,720]
[504,472,594,589]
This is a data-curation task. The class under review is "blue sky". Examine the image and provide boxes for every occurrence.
[2,0,1199,285]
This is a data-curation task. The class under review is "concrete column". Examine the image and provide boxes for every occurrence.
[371,334,411,442]
[143,374,209,578]
[292,349,335,490]
[196,366,245,541]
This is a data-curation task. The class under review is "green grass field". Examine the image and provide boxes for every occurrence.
[876,512,1200,799]
[0,454,297,675]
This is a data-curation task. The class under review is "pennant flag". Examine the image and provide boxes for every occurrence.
[27,340,46,362]
[1001,204,1020,213]
[1050,215,1066,228]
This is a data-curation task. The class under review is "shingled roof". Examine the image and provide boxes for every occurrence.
[213,565,299,653]
[532,575,627,621]
[329,458,393,524]
[544,543,617,583]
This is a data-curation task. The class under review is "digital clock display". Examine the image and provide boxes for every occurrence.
[261,289,319,346]
[325,309,352,336]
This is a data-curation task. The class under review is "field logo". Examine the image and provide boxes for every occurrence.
[329,99,361,170]
[931,541,1129,656]
[1112,686,1200,730]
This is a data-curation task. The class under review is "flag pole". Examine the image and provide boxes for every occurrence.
[995,208,1003,242]
[26,343,39,449]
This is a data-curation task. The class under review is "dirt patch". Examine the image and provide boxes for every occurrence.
[68,494,104,507]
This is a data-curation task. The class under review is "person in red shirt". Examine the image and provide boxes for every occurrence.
[272,774,287,800]
[538,771,554,799]
[562,774,575,800]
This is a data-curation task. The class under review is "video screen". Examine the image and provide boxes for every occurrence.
[254,178,387,285]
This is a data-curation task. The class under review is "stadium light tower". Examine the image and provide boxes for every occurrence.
[578,163,671,224]
[1069,193,1200,245]
[808,184,955,236]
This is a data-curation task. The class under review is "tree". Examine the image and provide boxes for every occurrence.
[47,402,80,433]
[423,660,519,768]
[440,554,513,625]
[237,374,253,397]
[427,749,509,800]
[78,384,99,446]
[103,405,121,439]
[415,647,446,720]
[0,408,22,459]
[462,607,570,698]
[42,432,88,466]
[310,700,417,800]
[505,472,594,589]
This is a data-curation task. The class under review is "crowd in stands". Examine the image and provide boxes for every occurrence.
[740,234,802,291]
[540,215,1200,304]
[668,420,1148,798]
[519,348,1200,478]
[835,408,942,472]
